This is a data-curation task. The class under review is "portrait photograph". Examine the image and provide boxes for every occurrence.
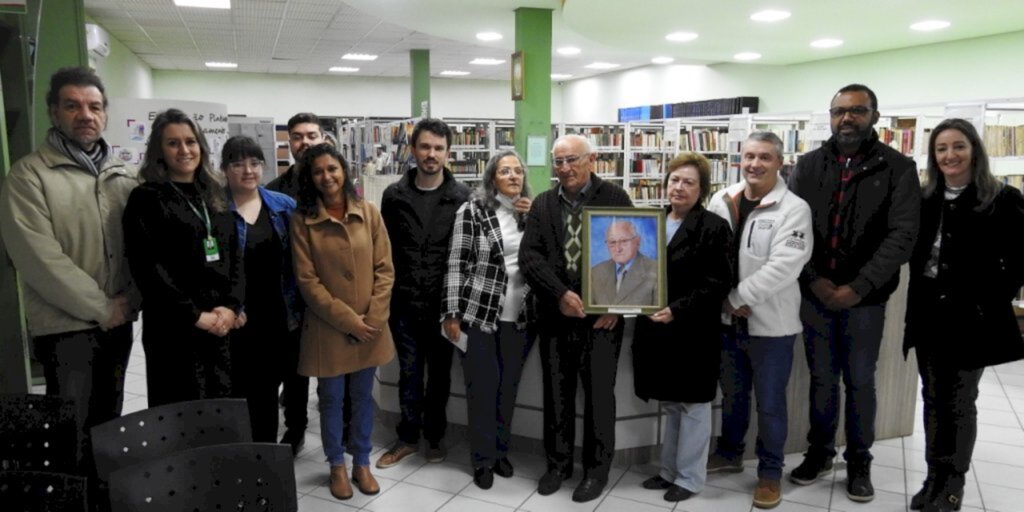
[582,207,666,314]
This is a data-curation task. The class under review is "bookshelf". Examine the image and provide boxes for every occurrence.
[555,123,626,184]
[983,103,1024,187]
[273,125,290,176]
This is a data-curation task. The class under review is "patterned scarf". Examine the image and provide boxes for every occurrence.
[46,127,109,176]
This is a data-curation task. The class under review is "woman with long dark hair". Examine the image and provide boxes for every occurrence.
[904,118,1024,512]
[123,108,242,406]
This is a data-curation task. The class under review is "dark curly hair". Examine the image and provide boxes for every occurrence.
[296,143,360,217]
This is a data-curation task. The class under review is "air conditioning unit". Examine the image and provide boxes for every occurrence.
[85,23,111,59]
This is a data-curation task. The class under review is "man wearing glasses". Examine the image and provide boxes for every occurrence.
[787,84,920,503]
[591,220,658,306]
[520,134,632,503]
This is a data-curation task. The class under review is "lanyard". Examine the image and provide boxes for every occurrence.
[170,183,212,235]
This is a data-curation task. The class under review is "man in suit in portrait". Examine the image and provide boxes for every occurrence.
[590,219,658,306]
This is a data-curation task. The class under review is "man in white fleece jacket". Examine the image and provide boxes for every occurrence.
[704,131,813,510]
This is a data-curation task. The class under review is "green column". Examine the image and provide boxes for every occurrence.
[32,0,88,147]
[410,49,430,118]
[514,8,553,194]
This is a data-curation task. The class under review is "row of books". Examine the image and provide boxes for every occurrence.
[618,96,760,122]
[985,125,1024,157]
[495,128,515,148]
[565,127,625,148]
[877,127,915,156]
[679,128,730,152]
[450,159,487,175]
[451,125,489,147]
[758,128,804,154]
[630,131,663,148]
[631,179,664,201]
[631,158,662,175]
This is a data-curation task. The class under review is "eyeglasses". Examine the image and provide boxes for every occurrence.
[227,159,264,172]
[829,106,873,118]
[552,154,588,168]
[605,236,637,248]
[496,166,524,177]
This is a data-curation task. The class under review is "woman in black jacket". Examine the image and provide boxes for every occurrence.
[123,109,242,407]
[633,152,733,502]
[904,118,1024,512]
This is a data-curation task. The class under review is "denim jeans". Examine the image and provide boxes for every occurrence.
[800,297,885,464]
[318,367,376,467]
[390,312,454,445]
[660,401,712,492]
[917,349,984,477]
[718,329,796,480]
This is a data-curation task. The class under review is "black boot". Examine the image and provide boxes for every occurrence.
[923,472,965,512]
[910,467,937,510]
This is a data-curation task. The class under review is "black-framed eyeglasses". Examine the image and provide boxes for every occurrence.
[552,154,588,168]
[227,159,264,172]
[829,106,873,118]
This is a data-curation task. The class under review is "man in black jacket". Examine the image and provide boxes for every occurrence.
[376,118,470,469]
[786,84,920,503]
[520,134,633,503]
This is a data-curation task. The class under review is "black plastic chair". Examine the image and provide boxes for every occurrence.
[0,470,89,512]
[90,398,252,481]
[0,394,79,473]
[107,443,297,512]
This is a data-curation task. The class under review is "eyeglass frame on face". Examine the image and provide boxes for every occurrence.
[605,235,638,248]
[552,153,589,168]
[227,159,265,173]
[496,166,524,177]
[829,106,873,118]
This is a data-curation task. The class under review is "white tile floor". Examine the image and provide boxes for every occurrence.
[109,330,1024,512]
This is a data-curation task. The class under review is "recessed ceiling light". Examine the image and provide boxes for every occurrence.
[750,10,790,22]
[584,62,620,70]
[733,52,762,61]
[174,0,229,8]
[556,46,581,56]
[470,58,505,65]
[342,53,378,61]
[810,38,844,48]
[665,31,698,42]
[476,32,502,41]
[205,61,237,68]
[910,20,951,31]
[651,56,675,64]
[550,73,573,80]
[440,70,470,76]
[329,66,359,72]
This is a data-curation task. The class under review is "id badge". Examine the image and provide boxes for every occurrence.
[203,236,221,262]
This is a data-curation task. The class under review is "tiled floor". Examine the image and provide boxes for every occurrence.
[107,327,1024,512]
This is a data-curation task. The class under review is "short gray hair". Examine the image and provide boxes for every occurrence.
[552,133,593,155]
[745,131,785,161]
[605,219,638,239]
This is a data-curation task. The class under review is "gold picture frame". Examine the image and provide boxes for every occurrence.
[581,207,667,315]
[511,51,524,101]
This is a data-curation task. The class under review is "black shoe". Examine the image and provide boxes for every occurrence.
[706,451,744,473]
[846,462,874,502]
[473,467,494,490]
[789,456,833,485]
[642,475,672,490]
[280,429,305,456]
[664,484,694,502]
[425,441,446,463]
[923,489,964,512]
[493,458,514,478]
[911,470,937,510]
[537,469,568,496]
[572,477,607,503]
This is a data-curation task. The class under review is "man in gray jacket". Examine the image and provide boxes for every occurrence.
[0,67,139,469]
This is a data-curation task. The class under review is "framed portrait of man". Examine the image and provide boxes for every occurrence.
[581,207,666,315]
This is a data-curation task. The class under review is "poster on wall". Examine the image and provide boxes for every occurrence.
[105,99,229,170]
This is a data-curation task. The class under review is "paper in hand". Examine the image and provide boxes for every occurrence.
[441,326,468,353]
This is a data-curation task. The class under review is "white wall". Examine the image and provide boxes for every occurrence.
[86,18,152,100]
[152,70,564,124]
[561,30,1024,122]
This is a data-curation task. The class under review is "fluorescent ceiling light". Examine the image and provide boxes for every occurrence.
[329,66,359,72]
[556,46,581,56]
[810,38,843,48]
[476,32,502,41]
[750,10,790,22]
[665,31,698,42]
[584,62,620,70]
[470,58,505,65]
[342,53,377,61]
[440,70,470,76]
[174,0,229,8]
[551,73,573,80]
[733,52,762,61]
[651,56,674,64]
[205,61,237,68]
[910,20,951,31]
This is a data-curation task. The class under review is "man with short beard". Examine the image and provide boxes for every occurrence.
[786,84,920,503]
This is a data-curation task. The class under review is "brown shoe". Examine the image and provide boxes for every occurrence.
[329,465,353,500]
[376,443,418,469]
[352,465,381,495]
[753,478,781,509]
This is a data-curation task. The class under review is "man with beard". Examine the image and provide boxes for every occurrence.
[376,118,470,468]
[786,84,920,503]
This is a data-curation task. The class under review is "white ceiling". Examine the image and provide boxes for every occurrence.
[83,0,1024,81]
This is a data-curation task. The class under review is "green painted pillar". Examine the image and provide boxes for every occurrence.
[514,8,553,194]
[32,0,88,147]
[410,49,430,118]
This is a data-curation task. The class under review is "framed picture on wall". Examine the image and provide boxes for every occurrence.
[581,207,667,315]
[511,51,524,101]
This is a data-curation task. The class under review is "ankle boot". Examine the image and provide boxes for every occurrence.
[910,467,937,510]
[329,464,353,500]
[923,471,964,512]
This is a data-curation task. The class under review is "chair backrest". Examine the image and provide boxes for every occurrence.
[107,443,297,512]
[90,398,252,480]
[0,470,89,512]
[0,394,79,473]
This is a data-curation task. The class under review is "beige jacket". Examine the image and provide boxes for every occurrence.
[0,141,140,336]
[291,198,395,377]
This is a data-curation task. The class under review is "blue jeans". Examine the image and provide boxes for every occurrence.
[718,329,795,480]
[800,298,885,464]
[318,367,376,467]
[390,312,454,445]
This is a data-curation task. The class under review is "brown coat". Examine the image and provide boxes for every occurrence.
[291,198,395,377]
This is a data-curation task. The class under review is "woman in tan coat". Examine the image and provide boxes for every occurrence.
[290,143,395,501]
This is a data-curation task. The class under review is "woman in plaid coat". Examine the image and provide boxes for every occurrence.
[442,150,535,490]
